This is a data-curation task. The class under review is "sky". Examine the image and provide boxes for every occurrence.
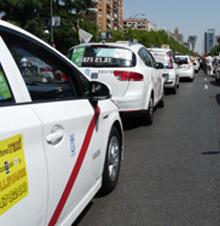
[123,0,220,53]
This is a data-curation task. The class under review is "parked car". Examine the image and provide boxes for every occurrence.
[0,20,124,226]
[191,57,200,73]
[67,42,165,125]
[175,55,195,81]
[147,46,179,94]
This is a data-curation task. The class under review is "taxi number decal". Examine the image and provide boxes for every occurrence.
[0,134,29,215]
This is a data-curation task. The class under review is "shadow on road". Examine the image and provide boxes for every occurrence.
[179,78,194,82]
[121,117,143,131]
[201,151,220,155]
[71,202,94,226]
[210,80,219,87]
[215,94,220,106]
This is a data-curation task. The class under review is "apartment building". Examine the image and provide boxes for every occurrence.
[87,0,123,32]
[123,18,148,31]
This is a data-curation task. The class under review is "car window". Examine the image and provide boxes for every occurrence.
[168,50,176,62]
[149,51,168,64]
[68,45,136,68]
[0,29,79,102]
[0,64,14,104]
[138,48,154,67]
[176,57,189,65]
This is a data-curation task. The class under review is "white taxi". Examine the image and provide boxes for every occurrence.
[0,20,124,226]
[67,42,165,125]
[176,55,195,81]
[147,47,179,94]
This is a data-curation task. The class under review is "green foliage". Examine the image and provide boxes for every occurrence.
[209,45,220,55]
[101,28,194,55]
[0,0,193,55]
[80,19,98,42]
[0,0,94,54]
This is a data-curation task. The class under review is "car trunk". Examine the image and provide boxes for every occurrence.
[69,45,136,97]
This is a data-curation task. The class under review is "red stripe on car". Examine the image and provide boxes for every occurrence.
[48,107,101,226]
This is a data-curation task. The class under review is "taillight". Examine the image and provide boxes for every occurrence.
[113,71,144,81]
[187,62,191,68]
[166,52,173,69]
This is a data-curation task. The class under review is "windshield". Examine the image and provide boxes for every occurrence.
[69,46,136,68]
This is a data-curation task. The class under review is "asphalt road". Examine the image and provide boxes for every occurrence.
[73,69,220,226]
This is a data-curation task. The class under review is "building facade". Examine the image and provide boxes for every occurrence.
[187,36,197,52]
[123,18,161,32]
[123,18,148,31]
[204,29,215,54]
[87,0,123,32]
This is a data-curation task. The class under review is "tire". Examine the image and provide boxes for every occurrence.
[171,85,177,94]
[99,127,121,196]
[142,95,154,125]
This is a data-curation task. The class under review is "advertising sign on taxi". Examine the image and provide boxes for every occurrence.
[0,71,11,101]
[0,134,29,215]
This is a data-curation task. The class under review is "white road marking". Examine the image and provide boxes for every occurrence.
[204,85,208,89]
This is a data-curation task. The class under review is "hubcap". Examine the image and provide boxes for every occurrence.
[108,136,120,181]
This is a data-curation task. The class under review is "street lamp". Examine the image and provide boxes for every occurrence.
[132,13,145,19]
[50,0,54,44]
[130,13,145,41]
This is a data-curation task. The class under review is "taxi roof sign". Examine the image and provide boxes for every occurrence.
[162,44,170,49]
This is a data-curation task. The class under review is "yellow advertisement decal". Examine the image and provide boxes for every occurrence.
[0,134,29,215]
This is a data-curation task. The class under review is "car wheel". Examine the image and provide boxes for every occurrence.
[143,95,154,125]
[177,78,180,89]
[172,85,177,94]
[99,126,121,196]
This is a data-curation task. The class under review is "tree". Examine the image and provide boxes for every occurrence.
[0,0,96,54]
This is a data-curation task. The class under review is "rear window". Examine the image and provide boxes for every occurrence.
[149,51,168,64]
[68,46,136,68]
[176,57,188,65]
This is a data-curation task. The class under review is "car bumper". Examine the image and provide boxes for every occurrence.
[112,89,147,112]
[162,69,177,88]
[178,69,194,79]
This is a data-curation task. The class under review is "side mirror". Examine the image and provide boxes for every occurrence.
[89,81,112,107]
[155,62,164,69]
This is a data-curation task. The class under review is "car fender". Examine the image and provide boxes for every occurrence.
[143,81,154,110]
[97,100,124,176]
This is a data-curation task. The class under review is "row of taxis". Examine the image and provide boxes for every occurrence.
[0,20,196,226]
[67,43,196,127]
[67,41,166,126]
[0,20,124,226]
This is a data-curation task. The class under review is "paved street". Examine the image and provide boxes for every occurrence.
[73,70,220,226]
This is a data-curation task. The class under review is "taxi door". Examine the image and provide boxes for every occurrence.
[139,47,163,104]
[147,51,163,104]
[0,29,104,226]
[2,36,103,225]
[0,37,48,225]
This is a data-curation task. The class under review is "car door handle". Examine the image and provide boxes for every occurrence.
[46,129,64,144]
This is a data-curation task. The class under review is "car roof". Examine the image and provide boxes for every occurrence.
[69,42,144,52]
[175,55,190,58]
[0,20,49,49]
[147,47,172,52]
[0,20,85,74]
